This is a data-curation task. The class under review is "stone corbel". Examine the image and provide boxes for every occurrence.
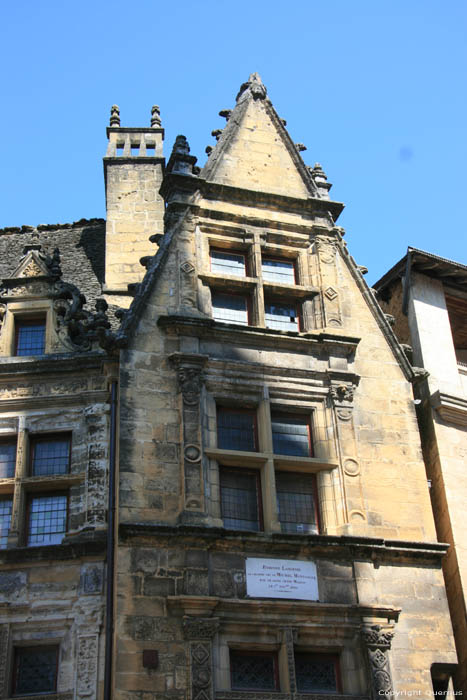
[361,624,395,697]
[169,353,208,406]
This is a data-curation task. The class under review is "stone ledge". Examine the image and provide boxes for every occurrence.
[431,390,467,426]
[0,531,107,564]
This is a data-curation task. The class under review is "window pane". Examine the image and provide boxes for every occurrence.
[0,499,12,549]
[272,414,312,456]
[28,495,67,546]
[0,441,16,478]
[217,410,256,451]
[262,258,295,284]
[212,293,249,325]
[14,646,58,695]
[211,250,246,277]
[220,468,261,531]
[31,437,70,476]
[265,301,299,331]
[295,653,338,692]
[276,472,318,534]
[230,651,278,690]
[15,320,46,356]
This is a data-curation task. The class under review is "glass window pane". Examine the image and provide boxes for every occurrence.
[217,410,256,451]
[276,472,318,534]
[272,414,311,456]
[31,437,70,476]
[230,651,278,690]
[211,250,246,277]
[14,646,58,695]
[262,258,295,284]
[0,442,16,478]
[295,653,338,692]
[265,301,299,331]
[15,320,46,356]
[220,468,261,531]
[0,499,12,549]
[212,293,249,325]
[28,495,67,546]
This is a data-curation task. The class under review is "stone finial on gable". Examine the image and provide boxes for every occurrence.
[166,135,198,175]
[310,163,332,199]
[236,72,267,102]
[151,105,161,127]
[110,105,120,127]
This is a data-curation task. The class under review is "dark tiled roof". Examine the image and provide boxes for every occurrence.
[0,219,106,308]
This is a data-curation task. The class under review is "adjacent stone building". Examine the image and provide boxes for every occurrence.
[0,74,460,699]
[375,249,467,692]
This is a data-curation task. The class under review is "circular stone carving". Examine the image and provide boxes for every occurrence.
[349,509,366,522]
[344,458,360,477]
[184,444,201,462]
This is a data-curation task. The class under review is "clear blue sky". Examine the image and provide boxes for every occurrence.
[1,0,465,283]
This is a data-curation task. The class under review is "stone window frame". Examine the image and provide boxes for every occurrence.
[203,390,339,534]
[199,229,317,332]
[2,423,84,549]
[3,620,73,700]
[213,621,362,697]
[0,301,55,358]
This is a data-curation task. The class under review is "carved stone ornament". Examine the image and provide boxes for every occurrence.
[330,384,355,405]
[184,444,202,462]
[190,641,214,700]
[362,625,395,698]
[314,235,336,264]
[181,260,196,274]
[236,72,267,102]
[170,355,208,405]
[76,634,99,697]
[183,617,220,640]
[324,286,338,301]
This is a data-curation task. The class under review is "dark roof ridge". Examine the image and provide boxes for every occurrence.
[0,217,105,236]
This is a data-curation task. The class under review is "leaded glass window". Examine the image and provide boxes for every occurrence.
[271,413,312,457]
[0,441,16,478]
[276,472,319,534]
[220,468,262,531]
[295,652,340,693]
[15,319,46,356]
[210,249,247,277]
[13,646,58,695]
[0,499,12,549]
[28,494,67,546]
[212,293,249,325]
[230,650,279,690]
[265,301,300,331]
[31,436,70,476]
[262,257,296,284]
[217,409,257,451]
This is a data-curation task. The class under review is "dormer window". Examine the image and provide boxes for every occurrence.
[15,317,46,356]
[210,249,247,277]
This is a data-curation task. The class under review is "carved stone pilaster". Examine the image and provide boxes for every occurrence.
[282,627,297,694]
[76,634,99,698]
[361,624,394,698]
[183,617,219,700]
[84,404,110,527]
[170,354,208,514]
[0,624,10,697]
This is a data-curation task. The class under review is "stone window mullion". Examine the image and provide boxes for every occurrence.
[7,418,28,547]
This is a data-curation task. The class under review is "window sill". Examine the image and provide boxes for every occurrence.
[22,472,85,491]
[263,281,319,299]
[200,273,257,291]
[274,455,338,472]
[205,448,268,467]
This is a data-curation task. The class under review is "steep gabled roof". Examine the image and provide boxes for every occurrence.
[201,73,320,200]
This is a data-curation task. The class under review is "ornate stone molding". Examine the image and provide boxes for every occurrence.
[76,634,99,698]
[330,383,356,407]
[361,624,394,697]
[183,616,220,640]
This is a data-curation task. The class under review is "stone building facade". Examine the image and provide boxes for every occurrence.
[375,249,467,692]
[0,75,460,699]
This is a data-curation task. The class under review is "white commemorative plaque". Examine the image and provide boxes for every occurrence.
[246,557,319,601]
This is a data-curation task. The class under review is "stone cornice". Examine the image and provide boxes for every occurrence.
[431,389,467,425]
[0,531,107,564]
[119,523,448,565]
[158,314,360,355]
[0,351,107,377]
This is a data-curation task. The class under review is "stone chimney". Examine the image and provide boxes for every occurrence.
[103,105,165,305]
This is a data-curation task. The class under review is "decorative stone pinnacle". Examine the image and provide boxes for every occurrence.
[110,105,120,127]
[172,135,190,155]
[151,105,161,127]
[236,72,267,102]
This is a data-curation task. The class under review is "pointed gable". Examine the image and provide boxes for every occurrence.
[201,73,317,200]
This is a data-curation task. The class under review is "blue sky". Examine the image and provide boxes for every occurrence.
[1,0,465,283]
